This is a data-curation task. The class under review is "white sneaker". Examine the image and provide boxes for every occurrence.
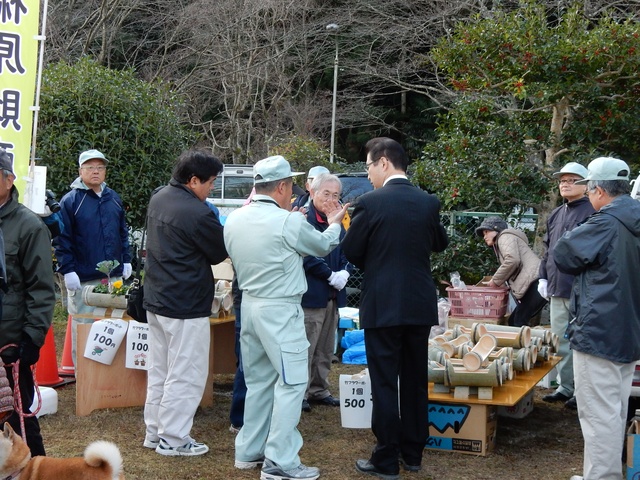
[260,459,320,480]
[143,438,159,449]
[569,477,584,480]
[155,438,209,456]
[235,458,264,469]
[229,424,241,434]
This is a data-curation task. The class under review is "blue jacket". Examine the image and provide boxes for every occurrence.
[55,178,131,281]
[301,202,350,309]
[555,195,640,363]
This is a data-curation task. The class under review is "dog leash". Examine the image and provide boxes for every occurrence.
[0,343,42,444]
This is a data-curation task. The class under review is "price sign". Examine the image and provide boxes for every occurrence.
[125,320,151,370]
[339,369,373,428]
[83,319,128,365]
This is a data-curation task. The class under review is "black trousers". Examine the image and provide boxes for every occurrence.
[4,360,46,456]
[364,325,429,474]
[508,280,548,327]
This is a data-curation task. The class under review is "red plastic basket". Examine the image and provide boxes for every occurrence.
[446,286,509,318]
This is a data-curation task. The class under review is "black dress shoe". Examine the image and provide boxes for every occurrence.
[355,459,399,480]
[301,399,312,412]
[565,396,577,410]
[400,458,421,472]
[311,395,340,407]
[542,391,571,403]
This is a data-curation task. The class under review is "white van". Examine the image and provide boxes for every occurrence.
[206,164,254,216]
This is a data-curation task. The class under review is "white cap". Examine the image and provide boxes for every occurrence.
[253,155,303,184]
[78,149,108,167]
[552,162,588,180]
[307,166,330,179]
[576,157,630,184]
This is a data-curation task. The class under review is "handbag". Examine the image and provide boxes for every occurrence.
[126,227,147,322]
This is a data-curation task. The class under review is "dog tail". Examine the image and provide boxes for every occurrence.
[84,441,124,479]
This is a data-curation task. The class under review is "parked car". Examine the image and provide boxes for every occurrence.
[207,164,254,207]
[336,172,373,205]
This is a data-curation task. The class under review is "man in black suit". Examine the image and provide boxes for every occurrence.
[342,137,448,479]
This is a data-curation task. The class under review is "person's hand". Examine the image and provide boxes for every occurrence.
[537,279,548,299]
[487,279,498,288]
[329,270,350,291]
[291,205,308,216]
[19,336,40,366]
[122,263,133,280]
[327,202,350,225]
[64,272,81,291]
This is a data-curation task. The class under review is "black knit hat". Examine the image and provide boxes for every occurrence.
[475,216,508,237]
[0,148,13,175]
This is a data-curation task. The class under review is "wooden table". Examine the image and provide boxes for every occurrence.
[429,355,561,406]
[425,356,561,455]
[75,311,236,416]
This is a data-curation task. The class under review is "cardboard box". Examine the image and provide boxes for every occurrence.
[497,390,534,419]
[426,401,497,456]
[537,366,558,388]
[627,418,640,479]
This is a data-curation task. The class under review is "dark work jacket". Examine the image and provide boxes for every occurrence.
[143,179,228,319]
[301,202,350,309]
[555,195,640,363]
[341,178,448,329]
[539,196,595,298]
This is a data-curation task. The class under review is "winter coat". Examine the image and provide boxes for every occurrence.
[554,194,640,363]
[301,201,351,309]
[490,229,540,300]
[0,187,55,351]
[539,196,595,298]
[55,178,131,281]
[143,180,228,319]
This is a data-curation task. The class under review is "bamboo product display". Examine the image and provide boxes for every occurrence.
[479,324,532,349]
[462,334,497,372]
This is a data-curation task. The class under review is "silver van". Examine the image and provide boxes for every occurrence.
[207,164,254,215]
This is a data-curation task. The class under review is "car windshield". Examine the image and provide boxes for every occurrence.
[338,175,373,204]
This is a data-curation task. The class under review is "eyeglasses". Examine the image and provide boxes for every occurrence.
[82,165,106,172]
[559,178,581,185]
[365,159,380,171]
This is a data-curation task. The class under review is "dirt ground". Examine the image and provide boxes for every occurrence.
[34,363,588,480]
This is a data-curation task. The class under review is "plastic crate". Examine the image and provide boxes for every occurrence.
[446,286,509,318]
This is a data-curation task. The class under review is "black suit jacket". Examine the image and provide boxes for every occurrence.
[341,178,448,329]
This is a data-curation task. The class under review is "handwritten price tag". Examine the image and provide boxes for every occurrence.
[125,320,150,370]
[83,319,128,365]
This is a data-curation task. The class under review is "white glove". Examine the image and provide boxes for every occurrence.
[64,272,82,291]
[122,263,133,280]
[537,279,548,299]
[329,270,350,291]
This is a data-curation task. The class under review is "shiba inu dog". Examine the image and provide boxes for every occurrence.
[0,423,125,480]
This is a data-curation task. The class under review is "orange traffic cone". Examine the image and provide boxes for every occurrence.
[58,315,75,376]
[35,326,65,387]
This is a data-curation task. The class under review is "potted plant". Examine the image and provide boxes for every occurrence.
[82,260,130,309]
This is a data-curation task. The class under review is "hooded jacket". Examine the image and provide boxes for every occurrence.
[555,194,640,363]
[0,187,55,351]
[539,196,595,298]
[490,229,540,299]
[55,178,131,281]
